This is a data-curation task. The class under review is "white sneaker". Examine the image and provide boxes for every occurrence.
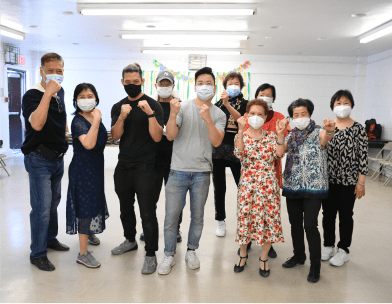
[157,255,175,275]
[321,246,335,261]
[215,221,226,237]
[185,250,200,270]
[329,248,349,267]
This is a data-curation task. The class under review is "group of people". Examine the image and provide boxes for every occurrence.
[21,52,368,284]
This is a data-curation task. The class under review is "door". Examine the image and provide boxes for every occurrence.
[8,69,26,149]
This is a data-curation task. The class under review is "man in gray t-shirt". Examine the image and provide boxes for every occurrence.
[157,67,226,275]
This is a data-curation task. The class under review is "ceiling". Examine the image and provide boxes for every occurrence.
[1,0,392,58]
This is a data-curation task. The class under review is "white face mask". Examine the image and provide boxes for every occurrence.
[77,99,96,112]
[257,96,273,110]
[196,85,215,101]
[248,115,265,130]
[157,86,173,99]
[334,105,352,118]
[292,117,310,130]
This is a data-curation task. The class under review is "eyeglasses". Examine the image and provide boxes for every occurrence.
[55,96,63,113]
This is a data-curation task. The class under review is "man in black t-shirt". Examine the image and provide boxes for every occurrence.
[22,53,70,272]
[111,63,164,275]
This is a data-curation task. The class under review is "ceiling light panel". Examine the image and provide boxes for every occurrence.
[78,3,256,16]
[0,25,25,40]
[143,40,241,48]
[142,49,241,55]
[359,19,392,43]
[120,31,249,41]
[80,0,256,2]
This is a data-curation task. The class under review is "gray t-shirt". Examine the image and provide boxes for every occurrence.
[171,99,227,172]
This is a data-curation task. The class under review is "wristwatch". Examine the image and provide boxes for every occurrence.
[147,111,155,118]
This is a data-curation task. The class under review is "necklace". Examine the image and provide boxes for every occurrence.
[248,129,264,139]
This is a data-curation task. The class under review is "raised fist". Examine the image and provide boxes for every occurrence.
[91,108,102,122]
[199,104,212,122]
[237,116,247,132]
[276,118,289,135]
[46,79,61,96]
[138,100,153,115]
[221,90,230,106]
[120,104,132,120]
[323,118,336,133]
[170,99,181,116]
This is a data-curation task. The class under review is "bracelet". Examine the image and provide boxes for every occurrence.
[276,139,285,145]
[357,182,365,186]
[326,131,335,136]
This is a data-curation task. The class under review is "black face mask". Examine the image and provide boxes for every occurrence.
[124,84,142,98]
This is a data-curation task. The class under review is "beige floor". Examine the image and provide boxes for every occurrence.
[1,147,392,303]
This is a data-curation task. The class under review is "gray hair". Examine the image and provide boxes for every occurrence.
[122,63,142,80]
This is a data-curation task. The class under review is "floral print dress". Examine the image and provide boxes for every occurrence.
[234,131,284,246]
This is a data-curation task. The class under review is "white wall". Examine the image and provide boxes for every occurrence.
[364,48,392,177]
[60,53,367,130]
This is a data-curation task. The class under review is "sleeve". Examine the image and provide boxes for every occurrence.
[358,125,369,176]
[215,110,227,133]
[238,99,248,116]
[152,100,164,127]
[22,91,40,121]
[234,134,244,161]
[176,106,183,128]
[270,132,283,159]
[111,104,121,127]
[71,116,90,139]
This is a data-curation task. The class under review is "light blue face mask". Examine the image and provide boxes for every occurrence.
[226,85,241,98]
[44,72,64,84]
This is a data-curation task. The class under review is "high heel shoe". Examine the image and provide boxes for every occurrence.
[259,258,270,277]
[234,254,248,273]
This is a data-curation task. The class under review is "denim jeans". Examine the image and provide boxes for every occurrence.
[24,152,64,258]
[164,170,210,256]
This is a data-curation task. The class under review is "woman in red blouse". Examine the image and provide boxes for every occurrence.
[242,83,291,259]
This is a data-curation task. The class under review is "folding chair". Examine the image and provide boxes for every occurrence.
[369,142,392,179]
[0,154,10,176]
[371,149,392,180]
[379,158,392,187]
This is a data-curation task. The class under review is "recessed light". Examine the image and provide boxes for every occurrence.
[270,26,281,29]
[317,37,327,40]
[258,44,265,47]
[265,36,271,39]
[297,52,303,54]
[351,13,367,18]
[164,44,170,46]
[73,43,79,45]
[29,25,38,28]
[63,11,74,15]
[146,25,156,28]
[57,35,62,37]
[104,35,111,37]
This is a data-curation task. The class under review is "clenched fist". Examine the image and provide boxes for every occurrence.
[237,116,247,132]
[221,90,230,106]
[323,118,336,133]
[170,99,181,116]
[199,104,212,122]
[46,79,61,96]
[91,108,102,122]
[138,100,153,115]
[120,104,132,120]
[276,118,289,135]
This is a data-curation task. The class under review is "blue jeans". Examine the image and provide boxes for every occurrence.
[24,152,64,258]
[164,170,210,256]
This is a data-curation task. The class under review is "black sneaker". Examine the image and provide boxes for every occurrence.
[307,263,321,283]
[177,231,182,243]
[30,256,55,271]
[282,255,306,268]
[47,240,70,251]
[237,242,252,256]
[140,233,145,241]
[268,245,277,258]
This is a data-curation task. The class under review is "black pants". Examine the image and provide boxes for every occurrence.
[114,163,158,253]
[322,183,356,253]
[154,165,182,230]
[212,159,241,221]
[286,198,322,264]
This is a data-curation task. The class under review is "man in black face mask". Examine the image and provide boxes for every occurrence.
[110,63,164,275]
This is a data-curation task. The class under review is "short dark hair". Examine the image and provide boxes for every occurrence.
[122,63,143,80]
[246,99,269,116]
[222,72,245,89]
[330,90,355,110]
[287,98,314,118]
[195,67,215,84]
[255,83,276,100]
[41,52,64,67]
[73,83,100,114]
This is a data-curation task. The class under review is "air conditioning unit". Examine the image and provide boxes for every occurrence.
[188,54,207,71]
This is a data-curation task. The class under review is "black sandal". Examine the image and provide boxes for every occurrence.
[234,254,248,273]
[259,258,270,277]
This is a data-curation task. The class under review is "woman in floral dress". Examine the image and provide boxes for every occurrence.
[233,99,287,277]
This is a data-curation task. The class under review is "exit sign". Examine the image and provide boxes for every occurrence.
[18,56,25,65]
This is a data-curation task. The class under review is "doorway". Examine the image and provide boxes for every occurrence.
[7,68,26,149]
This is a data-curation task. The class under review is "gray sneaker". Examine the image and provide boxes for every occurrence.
[77,251,101,268]
[111,239,138,255]
[88,234,100,245]
[141,256,157,275]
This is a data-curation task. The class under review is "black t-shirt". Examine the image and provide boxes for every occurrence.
[21,88,68,155]
[111,94,164,167]
[214,94,248,145]
[155,100,179,167]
